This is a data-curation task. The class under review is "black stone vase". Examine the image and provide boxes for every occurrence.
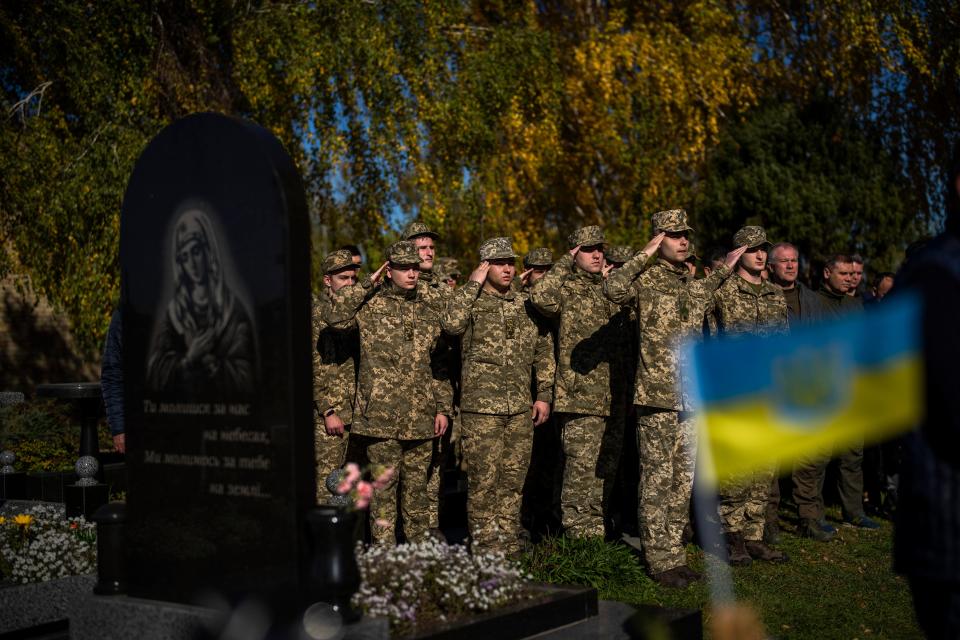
[305,506,363,623]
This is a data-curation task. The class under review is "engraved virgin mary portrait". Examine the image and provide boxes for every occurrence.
[146,208,255,395]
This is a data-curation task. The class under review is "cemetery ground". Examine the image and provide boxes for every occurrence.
[522,507,922,639]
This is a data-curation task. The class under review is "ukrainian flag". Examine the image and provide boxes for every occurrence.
[687,295,924,483]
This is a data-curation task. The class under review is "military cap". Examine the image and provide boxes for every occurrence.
[435,257,460,279]
[733,225,771,249]
[322,249,359,274]
[523,247,554,268]
[479,237,518,261]
[604,245,634,264]
[685,243,699,263]
[567,225,606,249]
[401,220,440,241]
[388,240,421,266]
[651,209,694,233]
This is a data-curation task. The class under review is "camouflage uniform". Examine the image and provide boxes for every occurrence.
[529,226,629,537]
[312,250,361,503]
[402,221,454,530]
[710,227,789,542]
[604,209,733,573]
[519,246,562,536]
[441,237,556,553]
[323,241,454,544]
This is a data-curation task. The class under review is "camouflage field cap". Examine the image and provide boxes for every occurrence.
[685,243,699,262]
[733,225,771,249]
[323,249,359,274]
[401,220,440,241]
[567,225,606,249]
[479,237,518,261]
[604,245,634,264]
[523,247,554,268]
[651,209,694,233]
[436,257,461,279]
[388,240,421,266]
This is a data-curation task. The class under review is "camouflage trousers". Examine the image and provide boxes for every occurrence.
[461,412,533,553]
[314,427,348,504]
[637,408,696,573]
[361,436,441,545]
[558,413,623,538]
[718,467,776,541]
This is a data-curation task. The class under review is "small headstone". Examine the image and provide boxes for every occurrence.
[120,113,313,614]
[0,450,15,474]
[0,451,26,500]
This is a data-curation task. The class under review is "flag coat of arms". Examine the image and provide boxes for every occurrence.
[687,295,923,483]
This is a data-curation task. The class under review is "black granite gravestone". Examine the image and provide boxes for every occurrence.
[119,113,313,615]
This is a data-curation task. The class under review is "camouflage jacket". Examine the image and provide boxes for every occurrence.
[604,255,731,411]
[711,274,789,338]
[441,280,555,415]
[322,279,454,440]
[529,253,629,417]
[312,294,359,426]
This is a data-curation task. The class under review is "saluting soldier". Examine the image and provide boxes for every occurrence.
[604,245,634,270]
[312,249,361,502]
[521,248,554,289]
[440,237,555,554]
[529,225,631,537]
[322,240,454,544]
[710,225,790,565]
[604,209,743,587]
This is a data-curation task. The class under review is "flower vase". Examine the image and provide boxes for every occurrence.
[305,505,363,623]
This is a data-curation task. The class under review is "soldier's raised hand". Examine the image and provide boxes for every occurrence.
[532,400,551,426]
[569,244,582,257]
[469,261,490,284]
[724,245,748,268]
[641,232,666,257]
[601,263,614,278]
[369,261,389,285]
[520,268,534,286]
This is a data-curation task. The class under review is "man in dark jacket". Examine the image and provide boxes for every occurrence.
[100,309,125,453]
[767,242,832,541]
[894,146,960,640]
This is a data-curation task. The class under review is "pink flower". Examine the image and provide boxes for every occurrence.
[355,497,370,510]
[372,467,395,490]
[356,481,373,500]
[336,480,352,495]
[374,518,390,528]
[344,462,361,485]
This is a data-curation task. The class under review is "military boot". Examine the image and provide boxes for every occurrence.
[798,518,835,542]
[744,539,790,563]
[651,566,694,588]
[724,532,752,566]
[763,521,780,545]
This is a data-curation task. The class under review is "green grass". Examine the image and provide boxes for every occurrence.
[521,510,922,639]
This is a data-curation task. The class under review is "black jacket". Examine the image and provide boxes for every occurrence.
[893,232,960,583]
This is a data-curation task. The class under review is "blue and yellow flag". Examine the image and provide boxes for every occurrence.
[687,295,924,483]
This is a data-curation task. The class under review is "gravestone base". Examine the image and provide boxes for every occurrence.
[65,483,109,519]
[0,472,27,500]
[0,574,94,636]
[69,593,389,640]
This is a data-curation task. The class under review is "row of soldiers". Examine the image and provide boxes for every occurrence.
[309,210,852,588]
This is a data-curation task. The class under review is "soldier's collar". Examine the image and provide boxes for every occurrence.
[655,258,689,276]
[419,269,434,283]
[382,279,418,300]
[735,274,777,295]
[481,283,515,300]
[572,265,603,284]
